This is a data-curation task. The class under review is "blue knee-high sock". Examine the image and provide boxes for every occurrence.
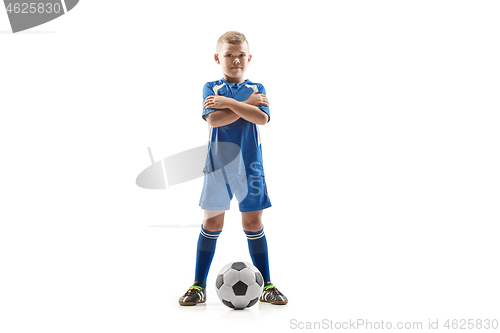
[194,225,221,288]
[244,228,271,283]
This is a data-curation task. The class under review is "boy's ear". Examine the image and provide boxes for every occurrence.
[214,53,220,64]
[248,54,252,63]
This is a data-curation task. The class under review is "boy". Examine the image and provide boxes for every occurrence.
[178,31,288,306]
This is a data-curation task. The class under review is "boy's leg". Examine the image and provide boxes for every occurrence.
[242,210,288,305]
[195,210,225,286]
[179,210,225,306]
[242,210,270,282]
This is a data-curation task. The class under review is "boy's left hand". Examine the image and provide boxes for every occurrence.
[204,95,232,110]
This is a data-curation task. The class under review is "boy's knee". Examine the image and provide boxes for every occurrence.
[203,220,223,232]
[241,210,263,232]
[242,219,263,232]
[203,210,225,231]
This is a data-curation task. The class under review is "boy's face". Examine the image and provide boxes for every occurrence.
[215,42,252,84]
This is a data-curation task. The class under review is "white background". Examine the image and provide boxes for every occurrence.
[1,1,499,332]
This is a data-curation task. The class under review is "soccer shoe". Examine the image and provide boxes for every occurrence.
[178,281,206,306]
[259,282,288,305]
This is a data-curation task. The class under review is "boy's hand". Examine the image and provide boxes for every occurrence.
[204,95,232,110]
[243,91,269,107]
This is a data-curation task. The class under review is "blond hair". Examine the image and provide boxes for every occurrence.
[216,31,248,52]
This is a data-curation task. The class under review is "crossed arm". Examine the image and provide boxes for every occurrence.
[204,92,269,127]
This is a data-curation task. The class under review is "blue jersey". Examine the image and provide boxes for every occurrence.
[202,78,270,177]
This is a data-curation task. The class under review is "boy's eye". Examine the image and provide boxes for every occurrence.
[224,54,246,58]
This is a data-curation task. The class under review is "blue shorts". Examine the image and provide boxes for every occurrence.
[199,171,271,212]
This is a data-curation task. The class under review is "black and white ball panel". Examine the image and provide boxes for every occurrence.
[231,262,247,271]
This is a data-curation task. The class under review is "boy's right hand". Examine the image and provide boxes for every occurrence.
[244,91,269,107]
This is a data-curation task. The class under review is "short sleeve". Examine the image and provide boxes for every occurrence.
[257,83,270,123]
[202,82,217,121]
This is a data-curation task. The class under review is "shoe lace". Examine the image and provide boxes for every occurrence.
[185,285,202,296]
[264,285,283,296]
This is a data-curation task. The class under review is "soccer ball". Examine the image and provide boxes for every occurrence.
[215,261,264,310]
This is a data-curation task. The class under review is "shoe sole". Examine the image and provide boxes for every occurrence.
[259,299,287,305]
[179,299,206,306]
